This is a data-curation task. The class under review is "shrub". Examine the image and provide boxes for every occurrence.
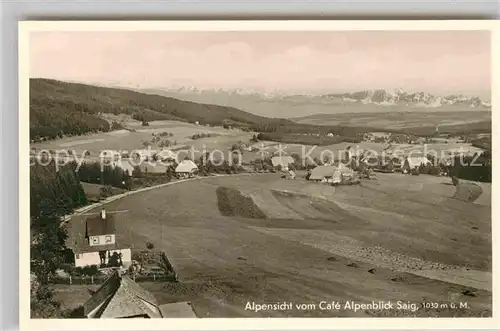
[216,187,267,219]
[191,133,218,140]
[111,121,125,130]
[99,185,114,198]
[74,265,99,276]
[428,165,441,176]
[146,242,154,249]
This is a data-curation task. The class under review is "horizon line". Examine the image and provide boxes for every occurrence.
[30,76,492,100]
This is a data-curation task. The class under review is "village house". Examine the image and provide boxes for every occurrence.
[82,270,197,318]
[71,209,132,269]
[175,160,198,178]
[309,163,354,184]
[402,156,431,174]
[271,155,295,171]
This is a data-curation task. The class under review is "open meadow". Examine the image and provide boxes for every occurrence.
[60,172,492,317]
[31,119,253,161]
[31,115,485,168]
[295,110,492,129]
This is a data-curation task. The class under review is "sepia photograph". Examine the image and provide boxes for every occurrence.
[20,21,496,327]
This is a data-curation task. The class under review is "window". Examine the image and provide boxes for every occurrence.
[92,236,99,245]
[75,254,80,259]
[105,235,112,243]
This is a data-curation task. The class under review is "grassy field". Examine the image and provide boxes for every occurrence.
[31,119,252,160]
[62,172,491,317]
[31,110,487,169]
[295,111,491,129]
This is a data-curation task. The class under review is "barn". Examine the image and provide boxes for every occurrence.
[309,163,353,184]
[175,160,198,178]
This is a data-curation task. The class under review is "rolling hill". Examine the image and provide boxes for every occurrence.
[61,173,491,317]
[30,78,283,140]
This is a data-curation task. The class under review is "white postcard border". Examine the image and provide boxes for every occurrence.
[19,19,500,330]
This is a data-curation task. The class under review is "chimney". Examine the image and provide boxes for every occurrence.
[101,209,106,220]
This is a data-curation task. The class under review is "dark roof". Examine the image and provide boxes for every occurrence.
[84,271,121,316]
[309,164,353,180]
[86,214,116,237]
[68,212,130,254]
[84,271,162,318]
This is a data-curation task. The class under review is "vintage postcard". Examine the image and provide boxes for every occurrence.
[19,21,499,330]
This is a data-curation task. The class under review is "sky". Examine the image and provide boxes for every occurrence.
[30,31,491,97]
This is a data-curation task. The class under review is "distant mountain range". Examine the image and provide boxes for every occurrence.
[323,88,491,109]
[140,87,491,118]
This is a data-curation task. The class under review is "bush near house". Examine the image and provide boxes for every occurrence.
[418,163,442,176]
[73,265,100,277]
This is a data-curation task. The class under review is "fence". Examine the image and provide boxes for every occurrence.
[50,274,176,285]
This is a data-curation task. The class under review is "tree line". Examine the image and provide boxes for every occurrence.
[30,78,273,139]
[450,152,492,183]
[30,161,88,318]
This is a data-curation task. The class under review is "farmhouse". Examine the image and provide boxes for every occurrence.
[271,156,294,170]
[83,270,197,318]
[402,156,431,174]
[72,209,132,268]
[309,163,353,184]
[175,160,198,178]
